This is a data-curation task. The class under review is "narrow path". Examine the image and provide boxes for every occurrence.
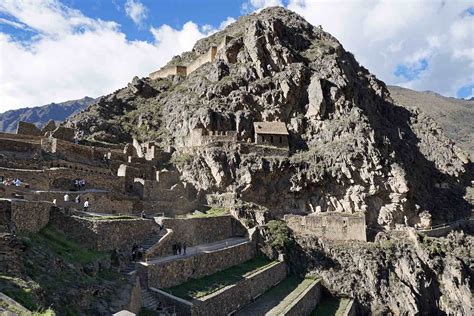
[142,237,249,265]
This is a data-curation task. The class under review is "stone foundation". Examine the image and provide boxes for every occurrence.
[192,261,287,316]
[141,232,257,288]
[50,210,159,251]
[0,199,51,233]
[285,212,366,241]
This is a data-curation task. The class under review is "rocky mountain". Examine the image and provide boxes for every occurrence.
[67,7,472,313]
[388,85,474,156]
[0,97,95,132]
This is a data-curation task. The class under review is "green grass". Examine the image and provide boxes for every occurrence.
[166,257,275,299]
[270,278,318,315]
[25,225,106,265]
[311,295,351,316]
[179,207,229,218]
[0,276,55,315]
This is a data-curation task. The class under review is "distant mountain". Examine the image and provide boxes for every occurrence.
[0,97,96,132]
[388,85,474,156]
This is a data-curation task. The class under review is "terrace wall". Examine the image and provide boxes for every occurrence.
[0,199,51,233]
[192,261,287,316]
[50,210,159,251]
[147,216,247,257]
[143,230,257,288]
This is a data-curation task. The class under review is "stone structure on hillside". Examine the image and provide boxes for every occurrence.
[253,121,289,148]
[16,121,42,136]
[41,120,57,134]
[149,65,187,80]
[149,36,233,79]
[188,128,238,146]
[285,212,367,241]
[51,126,76,142]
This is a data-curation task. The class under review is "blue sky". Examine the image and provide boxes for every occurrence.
[0,0,472,110]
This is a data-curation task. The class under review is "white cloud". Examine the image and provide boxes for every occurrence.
[242,0,283,13]
[0,0,222,111]
[124,0,147,26]
[247,0,474,98]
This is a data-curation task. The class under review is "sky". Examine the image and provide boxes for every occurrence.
[0,0,473,111]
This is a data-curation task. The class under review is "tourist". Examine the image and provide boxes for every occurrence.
[75,195,81,204]
[64,193,70,203]
[141,210,147,219]
[177,242,182,255]
[52,199,57,206]
[83,198,90,212]
[172,244,177,255]
[182,242,187,255]
[14,178,22,187]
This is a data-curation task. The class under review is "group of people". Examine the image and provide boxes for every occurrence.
[53,193,90,213]
[73,179,86,191]
[172,242,187,256]
[1,177,27,188]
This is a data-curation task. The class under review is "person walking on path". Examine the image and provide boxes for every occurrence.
[64,193,70,203]
[182,242,187,255]
[177,242,182,255]
[83,198,90,212]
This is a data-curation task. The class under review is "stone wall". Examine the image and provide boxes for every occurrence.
[0,132,42,142]
[149,288,193,315]
[148,216,247,257]
[28,190,141,215]
[51,126,75,142]
[0,199,51,233]
[285,212,366,241]
[255,133,289,149]
[187,46,217,75]
[149,65,187,80]
[0,138,42,153]
[142,233,257,288]
[192,261,287,316]
[50,210,159,251]
[239,142,289,157]
[188,129,237,147]
[279,279,321,316]
[16,121,42,136]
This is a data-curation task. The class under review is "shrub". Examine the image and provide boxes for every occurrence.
[266,220,293,252]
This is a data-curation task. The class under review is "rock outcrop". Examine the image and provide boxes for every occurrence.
[69,7,472,229]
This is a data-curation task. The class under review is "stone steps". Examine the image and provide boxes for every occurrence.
[141,289,176,315]
[121,232,165,275]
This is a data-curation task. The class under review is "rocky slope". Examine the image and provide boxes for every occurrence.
[69,7,472,229]
[0,97,95,132]
[388,85,474,156]
[61,6,474,314]
[292,230,473,315]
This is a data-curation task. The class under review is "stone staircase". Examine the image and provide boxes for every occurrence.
[121,231,166,276]
[141,289,176,315]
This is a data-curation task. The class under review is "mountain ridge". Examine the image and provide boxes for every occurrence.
[0,96,96,132]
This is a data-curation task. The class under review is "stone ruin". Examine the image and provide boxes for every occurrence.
[16,121,42,136]
[149,36,233,79]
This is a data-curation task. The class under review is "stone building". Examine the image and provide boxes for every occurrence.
[253,121,289,148]
[16,121,42,137]
[149,65,187,80]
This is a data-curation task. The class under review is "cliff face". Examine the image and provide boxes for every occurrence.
[292,231,473,315]
[69,7,471,229]
[388,85,474,157]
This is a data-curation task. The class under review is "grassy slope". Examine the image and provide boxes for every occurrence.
[0,226,127,315]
